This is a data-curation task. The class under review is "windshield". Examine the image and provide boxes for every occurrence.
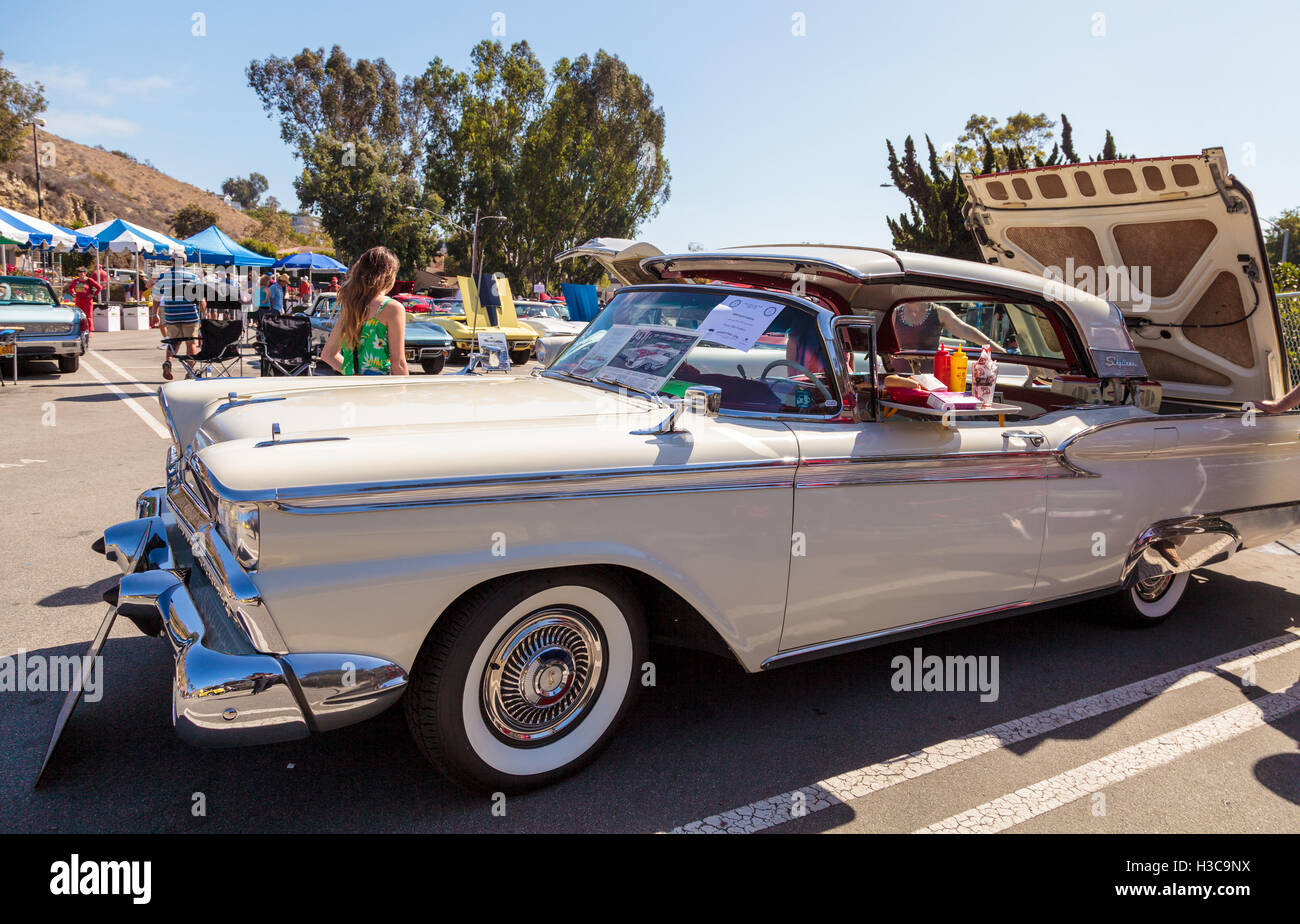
[548,288,839,415]
[517,302,569,320]
[0,281,58,306]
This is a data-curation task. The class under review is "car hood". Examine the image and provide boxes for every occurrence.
[429,317,537,340]
[521,317,585,335]
[0,303,79,326]
[961,147,1288,404]
[160,374,795,497]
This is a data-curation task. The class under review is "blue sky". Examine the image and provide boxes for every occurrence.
[7,0,1297,252]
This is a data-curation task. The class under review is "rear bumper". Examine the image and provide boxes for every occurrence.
[404,345,450,362]
[100,486,407,748]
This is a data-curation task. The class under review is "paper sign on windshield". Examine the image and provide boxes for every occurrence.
[698,294,783,352]
[597,325,701,393]
[569,324,637,379]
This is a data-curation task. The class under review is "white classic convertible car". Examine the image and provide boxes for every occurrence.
[60,148,1299,792]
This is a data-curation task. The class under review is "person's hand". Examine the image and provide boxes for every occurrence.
[1258,399,1281,414]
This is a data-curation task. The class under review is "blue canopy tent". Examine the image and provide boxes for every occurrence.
[272,251,347,272]
[181,225,275,267]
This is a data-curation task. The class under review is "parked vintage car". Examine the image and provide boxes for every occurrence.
[514,299,588,362]
[0,275,88,375]
[423,296,538,365]
[305,293,453,374]
[76,148,1299,793]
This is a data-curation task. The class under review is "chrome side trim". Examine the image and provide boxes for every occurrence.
[763,598,1038,669]
[274,464,797,514]
[193,455,798,507]
[795,450,1086,487]
[253,436,350,448]
[1057,411,1231,458]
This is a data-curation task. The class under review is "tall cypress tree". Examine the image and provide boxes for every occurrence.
[884,114,1124,259]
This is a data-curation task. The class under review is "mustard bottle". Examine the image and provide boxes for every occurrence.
[949,346,969,393]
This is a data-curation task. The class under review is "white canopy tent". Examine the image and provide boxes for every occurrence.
[80,219,194,303]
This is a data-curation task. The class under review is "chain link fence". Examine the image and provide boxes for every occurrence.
[1280,292,1300,388]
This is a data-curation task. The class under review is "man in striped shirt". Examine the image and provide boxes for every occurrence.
[150,256,207,380]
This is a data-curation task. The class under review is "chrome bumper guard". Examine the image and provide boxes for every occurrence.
[91,486,407,751]
[1121,503,1300,585]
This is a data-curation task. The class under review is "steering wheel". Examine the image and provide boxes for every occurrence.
[759,359,835,404]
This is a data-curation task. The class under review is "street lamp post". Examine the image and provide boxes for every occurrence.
[406,205,506,282]
[27,118,47,220]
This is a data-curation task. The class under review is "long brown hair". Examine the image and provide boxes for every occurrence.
[338,247,399,348]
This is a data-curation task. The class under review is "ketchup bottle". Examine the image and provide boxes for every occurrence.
[933,342,951,387]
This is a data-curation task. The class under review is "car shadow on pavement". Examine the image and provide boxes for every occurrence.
[35,575,118,608]
[8,569,1299,833]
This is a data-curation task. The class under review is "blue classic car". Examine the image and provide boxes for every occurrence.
[0,276,88,376]
[305,294,453,374]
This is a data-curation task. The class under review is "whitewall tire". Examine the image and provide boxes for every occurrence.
[1113,569,1190,627]
[405,569,646,791]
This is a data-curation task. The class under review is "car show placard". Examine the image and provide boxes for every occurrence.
[697,294,783,352]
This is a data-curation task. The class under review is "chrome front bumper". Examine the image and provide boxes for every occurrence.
[98,486,407,749]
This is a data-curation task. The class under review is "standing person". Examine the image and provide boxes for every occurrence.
[66,267,102,334]
[256,273,271,309]
[328,276,339,293]
[296,274,311,307]
[151,255,206,380]
[890,301,1002,372]
[266,273,284,314]
[321,246,407,376]
[91,264,109,303]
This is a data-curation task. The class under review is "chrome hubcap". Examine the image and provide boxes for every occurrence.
[1133,560,1175,602]
[482,607,604,744]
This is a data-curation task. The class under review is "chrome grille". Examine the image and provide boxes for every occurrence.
[18,322,75,337]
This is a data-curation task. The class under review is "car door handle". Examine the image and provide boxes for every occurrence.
[1002,429,1046,447]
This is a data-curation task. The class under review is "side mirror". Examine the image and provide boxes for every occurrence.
[684,385,722,419]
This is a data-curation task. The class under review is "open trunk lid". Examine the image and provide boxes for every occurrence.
[961,147,1289,405]
[555,238,666,285]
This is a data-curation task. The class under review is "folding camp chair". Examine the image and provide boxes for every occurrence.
[257,313,315,376]
[163,318,244,379]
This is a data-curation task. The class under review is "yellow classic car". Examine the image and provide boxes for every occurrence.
[419,275,538,364]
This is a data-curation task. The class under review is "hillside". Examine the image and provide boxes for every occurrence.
[0,128,257,238]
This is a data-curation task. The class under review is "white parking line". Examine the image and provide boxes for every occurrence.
[81,353,170,440]
[918,682,1300,833]
[668,629,1300,833]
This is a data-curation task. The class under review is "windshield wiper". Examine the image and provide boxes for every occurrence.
[594,376,665,406]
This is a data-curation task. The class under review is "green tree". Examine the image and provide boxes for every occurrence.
[295,134,441,273]
[221,172,269,209]
[885,113,1124,259]
[0,51,47,163]
[248,46,437,272]
[170,203,218,239]
[419,41,669,288]
[239,238,278,259]
[1264,208,1300,269]
[250,41,669,286]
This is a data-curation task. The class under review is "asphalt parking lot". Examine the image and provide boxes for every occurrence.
[2,329,1298,833]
